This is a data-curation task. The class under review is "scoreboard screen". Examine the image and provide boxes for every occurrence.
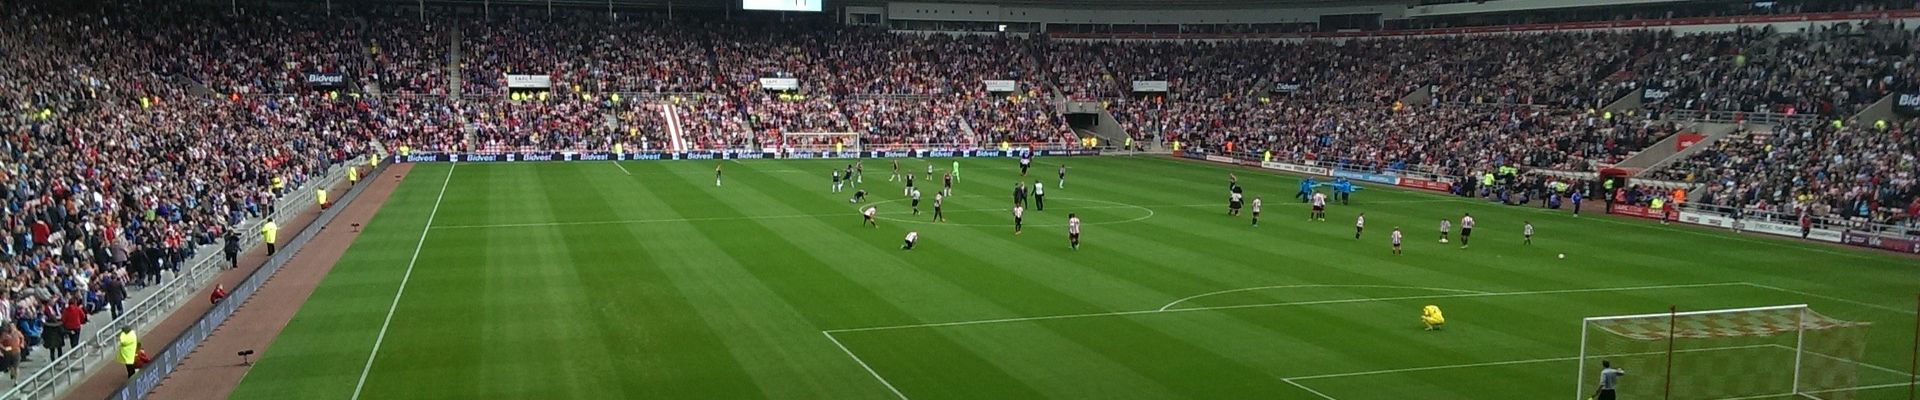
[743,0,821,11]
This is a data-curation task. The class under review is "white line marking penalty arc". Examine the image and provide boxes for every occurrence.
[1158,285,1493,312]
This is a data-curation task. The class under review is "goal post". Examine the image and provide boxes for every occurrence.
[1575,304,1873,400]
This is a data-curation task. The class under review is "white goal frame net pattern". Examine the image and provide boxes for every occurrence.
[1576,304,1873,400]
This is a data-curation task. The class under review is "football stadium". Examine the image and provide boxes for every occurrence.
[0,0,1917,399]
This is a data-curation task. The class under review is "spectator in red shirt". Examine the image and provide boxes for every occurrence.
[211,285,229,305]
[62,297,88,349]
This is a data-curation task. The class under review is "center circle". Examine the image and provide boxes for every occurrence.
[855,196,1156,227]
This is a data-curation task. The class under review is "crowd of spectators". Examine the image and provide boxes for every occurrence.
[1654,119,1916,224]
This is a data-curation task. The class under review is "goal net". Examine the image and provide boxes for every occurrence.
[780,132,862,154]
[1576,305,1873,400]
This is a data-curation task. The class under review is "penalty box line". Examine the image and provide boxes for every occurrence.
[822,282,1745,399]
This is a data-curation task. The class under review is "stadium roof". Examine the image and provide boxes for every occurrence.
[401,0,1413,11]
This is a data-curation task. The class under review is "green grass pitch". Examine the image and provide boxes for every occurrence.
[229,156,1919,400]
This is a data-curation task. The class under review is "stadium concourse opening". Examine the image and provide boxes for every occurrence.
[3,0,1917,400]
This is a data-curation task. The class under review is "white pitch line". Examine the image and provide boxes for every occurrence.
[1766,344,1912,378]
[1707,382,1914,400]
[1739,282,1917,315]
[1283,378,1339,400]
[1285,344,1776,381]
[612,161,632,175]
[824,331,910,400]
[824,282,1745,334]
[431,205,1201,230]
[1158,284,1492,312]
[352,163,456,400]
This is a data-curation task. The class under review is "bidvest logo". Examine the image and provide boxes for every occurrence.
[1897,93,1920,107]
[1644,88,1672,100]
[522,153,556,161]
[578,153,612,161]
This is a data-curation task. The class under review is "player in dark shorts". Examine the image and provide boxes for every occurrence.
[1019,152,1032,176]
[904,173,915,196]
[932,193,946,222]
[849,189,868,203]
[1057,164,1067,188]
[910,189,922,215]
[942,172,953,197]
[1228,191,1243,216]
[714,163,723,187]
[1067,213,1082,250]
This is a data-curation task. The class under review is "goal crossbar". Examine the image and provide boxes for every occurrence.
[1583,304,1809,322]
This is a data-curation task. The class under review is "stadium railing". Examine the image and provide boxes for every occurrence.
[1676,202,1920,254]
[0,156,367,400]
[1667,109,1825,126]
[109,156,386,400]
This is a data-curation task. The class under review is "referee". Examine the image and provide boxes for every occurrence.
[1593,360,1625,400]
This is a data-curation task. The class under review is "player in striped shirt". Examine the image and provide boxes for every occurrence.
[1310,191,1328,221]
[1391,227,1403,255]
[863,206,879,228]
[1523,220,1534,245]
[1228,191,1243,216]
[1067,213,1082,250]
[932,192,946,222]
[901,231,918,250]
[1250,197,1263,227]
[911,188,922,215]
[832,169,843,193]
[1354,213,1366,239]
[1013,205,1025,235]
[1460,213,1475,249]
[1439,219,1452,243]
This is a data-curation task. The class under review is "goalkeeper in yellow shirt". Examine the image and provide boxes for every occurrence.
[1421,305,1445,331]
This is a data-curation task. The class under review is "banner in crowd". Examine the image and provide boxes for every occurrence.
[1331,169,1400,185]
[400,149,1100,163]
[1260,161,1330,176]
[1641,82,1672,102]
[1272,82,1303,93]
[1674,133,1706,151]
[305,73,347,88]
[1609,204,1671,220]
[1841,231,1920,253]
[1132,81,1170,92]
[1895,92,1920,117]
[984,80,1018,92]
[506,74,553,89]
[758,78,800,91]
[1398,177,1452,192]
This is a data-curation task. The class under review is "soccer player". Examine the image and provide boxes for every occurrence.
[863,206,879,228]
[832,169,843,193]
[1019,151,1032,176]
[1421,305,1445,330]
[1523,220,1534,244]
[855,161,864,184]
[1013,205,1025,235]
[926,162,934,177]
[951,160,959,182]
[904,172,916,197]
[911,188,922,215]
[1439,219,1452,243]
[1229,173,1239,191]
[1460,213,1475,249]
[1593,361,1626,400]
[845,164,855,188]
[1057,164,1067,188]
[942,172,953,197]
[1391,227,1403,255]
[714,163,723,187]
[1033,180,1046,211]
[890,160,900,181]
[850,189,868,203]
[902,231,918,250]
[1228,190,1243,216]
[1355,212,1366,239]
[1310,191,1328,221]
[1250,197,1262,227]
[932,192,945,222]
[1067,213,1082,250]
